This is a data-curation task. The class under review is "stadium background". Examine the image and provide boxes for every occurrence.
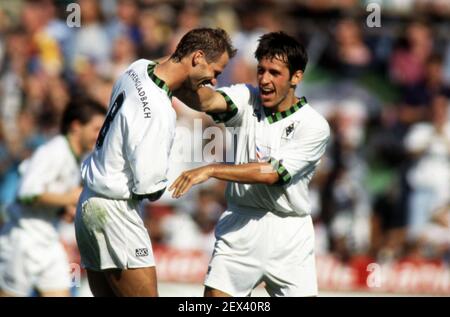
[0,0,449,296]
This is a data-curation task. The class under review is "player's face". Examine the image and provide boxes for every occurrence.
[188,51,229,90]
[257,56,301,110]
[80,114,105,153]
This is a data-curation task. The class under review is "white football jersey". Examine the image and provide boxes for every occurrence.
[211,84,330,216]
[81,59,176,199]
[9,135,81,242]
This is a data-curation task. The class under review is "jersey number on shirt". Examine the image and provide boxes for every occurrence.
[96,91,125,149]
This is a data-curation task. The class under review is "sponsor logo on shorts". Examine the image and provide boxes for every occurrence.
[135,248,149,257]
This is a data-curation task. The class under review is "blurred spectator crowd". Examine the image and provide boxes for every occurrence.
[0,0,449,269]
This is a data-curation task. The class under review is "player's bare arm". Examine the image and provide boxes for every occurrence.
[27,186,83,209]
[169,163,279,198]
[174,86,229,113]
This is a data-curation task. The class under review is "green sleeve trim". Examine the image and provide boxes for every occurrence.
[207,91,238,123]
[268,158,292,185]
[18,196,38,205]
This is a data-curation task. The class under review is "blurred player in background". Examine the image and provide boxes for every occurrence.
[0,99,106,297]
[75,28,236,297]
[170,31,330,296]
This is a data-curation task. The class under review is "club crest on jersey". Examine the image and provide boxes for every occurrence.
[284,123,295,139]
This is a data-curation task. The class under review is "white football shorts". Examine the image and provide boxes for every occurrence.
[75,187,155,271]
[0,222,71,296]
[204,206,318,297]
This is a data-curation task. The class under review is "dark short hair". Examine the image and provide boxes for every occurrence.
[170,28,237,63]
[255,31,308,75]
[61,98,107,134]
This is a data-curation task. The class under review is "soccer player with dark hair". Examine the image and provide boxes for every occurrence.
[0,99,106,297]
[171,31,330,297]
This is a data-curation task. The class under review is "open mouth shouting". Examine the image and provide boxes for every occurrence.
[198,79,213,89]
[260,86,275,100]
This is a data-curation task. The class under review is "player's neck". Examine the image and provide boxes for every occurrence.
[153,59,188,92]
[273,93,299,113]
[66,133,82,158]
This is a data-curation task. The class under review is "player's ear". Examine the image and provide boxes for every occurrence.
[192,50,206,67]
[290,70,303,87]
[69,120,82,134]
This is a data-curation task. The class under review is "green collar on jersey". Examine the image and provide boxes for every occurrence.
[147,63,173,99]
[64,134,81,164]
[264,96,307,124]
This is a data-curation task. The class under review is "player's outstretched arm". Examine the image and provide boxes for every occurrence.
[169,163,279,198]
[174,86,228,113]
